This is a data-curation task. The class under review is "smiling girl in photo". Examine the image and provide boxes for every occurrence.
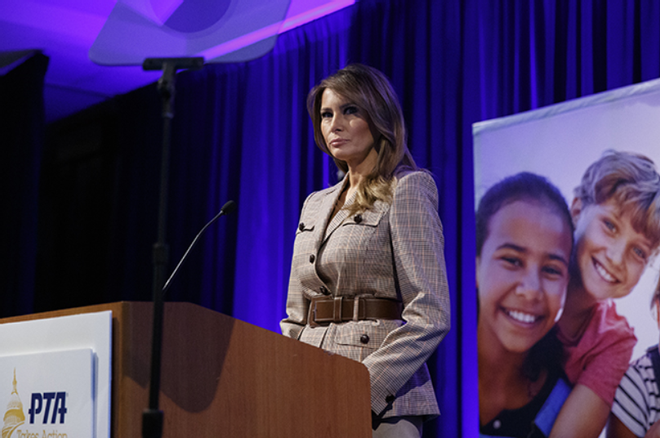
[477,172,574,437]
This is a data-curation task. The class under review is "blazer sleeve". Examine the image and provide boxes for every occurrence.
[362,171,451,415]
[280,193,313,340]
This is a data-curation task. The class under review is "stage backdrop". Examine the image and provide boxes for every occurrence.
[23,1,660,437]
[473,77,660,435]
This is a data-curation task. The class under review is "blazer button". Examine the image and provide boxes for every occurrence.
[385,395,395,404]
[299,222,305,231]
[360,334,370,344]
[309,254,315,263]
[354,214,362,224]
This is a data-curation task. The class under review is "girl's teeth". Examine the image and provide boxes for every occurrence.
[508,310,536,323]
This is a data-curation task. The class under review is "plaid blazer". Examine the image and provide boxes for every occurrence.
[281,171,451,418]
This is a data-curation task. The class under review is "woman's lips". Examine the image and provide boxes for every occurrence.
[329,138,348,146]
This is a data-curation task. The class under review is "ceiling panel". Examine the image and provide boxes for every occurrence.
[0,0,354,122]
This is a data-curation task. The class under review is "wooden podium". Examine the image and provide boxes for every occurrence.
[0,302,372,437]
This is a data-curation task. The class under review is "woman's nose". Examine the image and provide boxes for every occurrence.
[330,115,343,131]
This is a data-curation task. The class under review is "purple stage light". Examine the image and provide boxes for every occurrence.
[90,0,355,65]
[89,0,292,65]
[279,0,354,33]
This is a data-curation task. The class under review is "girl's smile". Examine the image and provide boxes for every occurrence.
[478,200,572,354]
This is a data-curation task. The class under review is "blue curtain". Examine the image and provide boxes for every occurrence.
[14,1,660,437]
[0,52,48,317]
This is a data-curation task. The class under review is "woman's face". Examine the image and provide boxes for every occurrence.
[320,88,377,172]
[571,199,653,301]
[477,200,572,354]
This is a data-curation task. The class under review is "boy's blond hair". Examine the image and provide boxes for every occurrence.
[574,150,660,250]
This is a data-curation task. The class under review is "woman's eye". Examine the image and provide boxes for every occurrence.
[321,111,332,119]
[344,106,359,115]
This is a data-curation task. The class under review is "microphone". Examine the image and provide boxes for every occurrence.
[161,200,237,295]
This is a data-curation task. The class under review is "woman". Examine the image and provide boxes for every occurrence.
[477,172,574,437]
[280,64,450,437]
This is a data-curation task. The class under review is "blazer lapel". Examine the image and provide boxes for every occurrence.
[323,200,351,243]
[307,178,347,251]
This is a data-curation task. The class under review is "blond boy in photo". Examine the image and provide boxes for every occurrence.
[549,151,660,438]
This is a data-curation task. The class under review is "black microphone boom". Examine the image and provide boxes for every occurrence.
[161,200,237,296]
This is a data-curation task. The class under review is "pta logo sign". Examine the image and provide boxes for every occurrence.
[28,392,68,424]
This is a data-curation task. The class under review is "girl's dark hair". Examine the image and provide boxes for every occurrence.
[476,172,574,256]
[476,172,573,381]
[523,327,565,383]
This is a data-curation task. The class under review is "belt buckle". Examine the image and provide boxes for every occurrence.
[332,296,343,323]
[308,297,319,328]
[353,296,365,321]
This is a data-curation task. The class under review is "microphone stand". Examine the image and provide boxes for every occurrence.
[141,57,204,438]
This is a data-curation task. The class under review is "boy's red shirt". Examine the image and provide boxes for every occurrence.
[558,300,636,406]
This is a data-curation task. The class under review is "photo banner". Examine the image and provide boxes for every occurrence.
[473,78,660,437]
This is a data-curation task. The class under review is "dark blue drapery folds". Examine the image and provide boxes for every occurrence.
[7,1,660,437]
[0,53,48,317]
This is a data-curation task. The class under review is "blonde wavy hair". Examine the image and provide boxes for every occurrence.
[307,64,417,214]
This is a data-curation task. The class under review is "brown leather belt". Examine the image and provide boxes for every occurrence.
[307,295,403,327]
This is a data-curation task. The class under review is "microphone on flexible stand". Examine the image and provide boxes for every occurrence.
[161,200,237,296]
[143,200,237,438]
